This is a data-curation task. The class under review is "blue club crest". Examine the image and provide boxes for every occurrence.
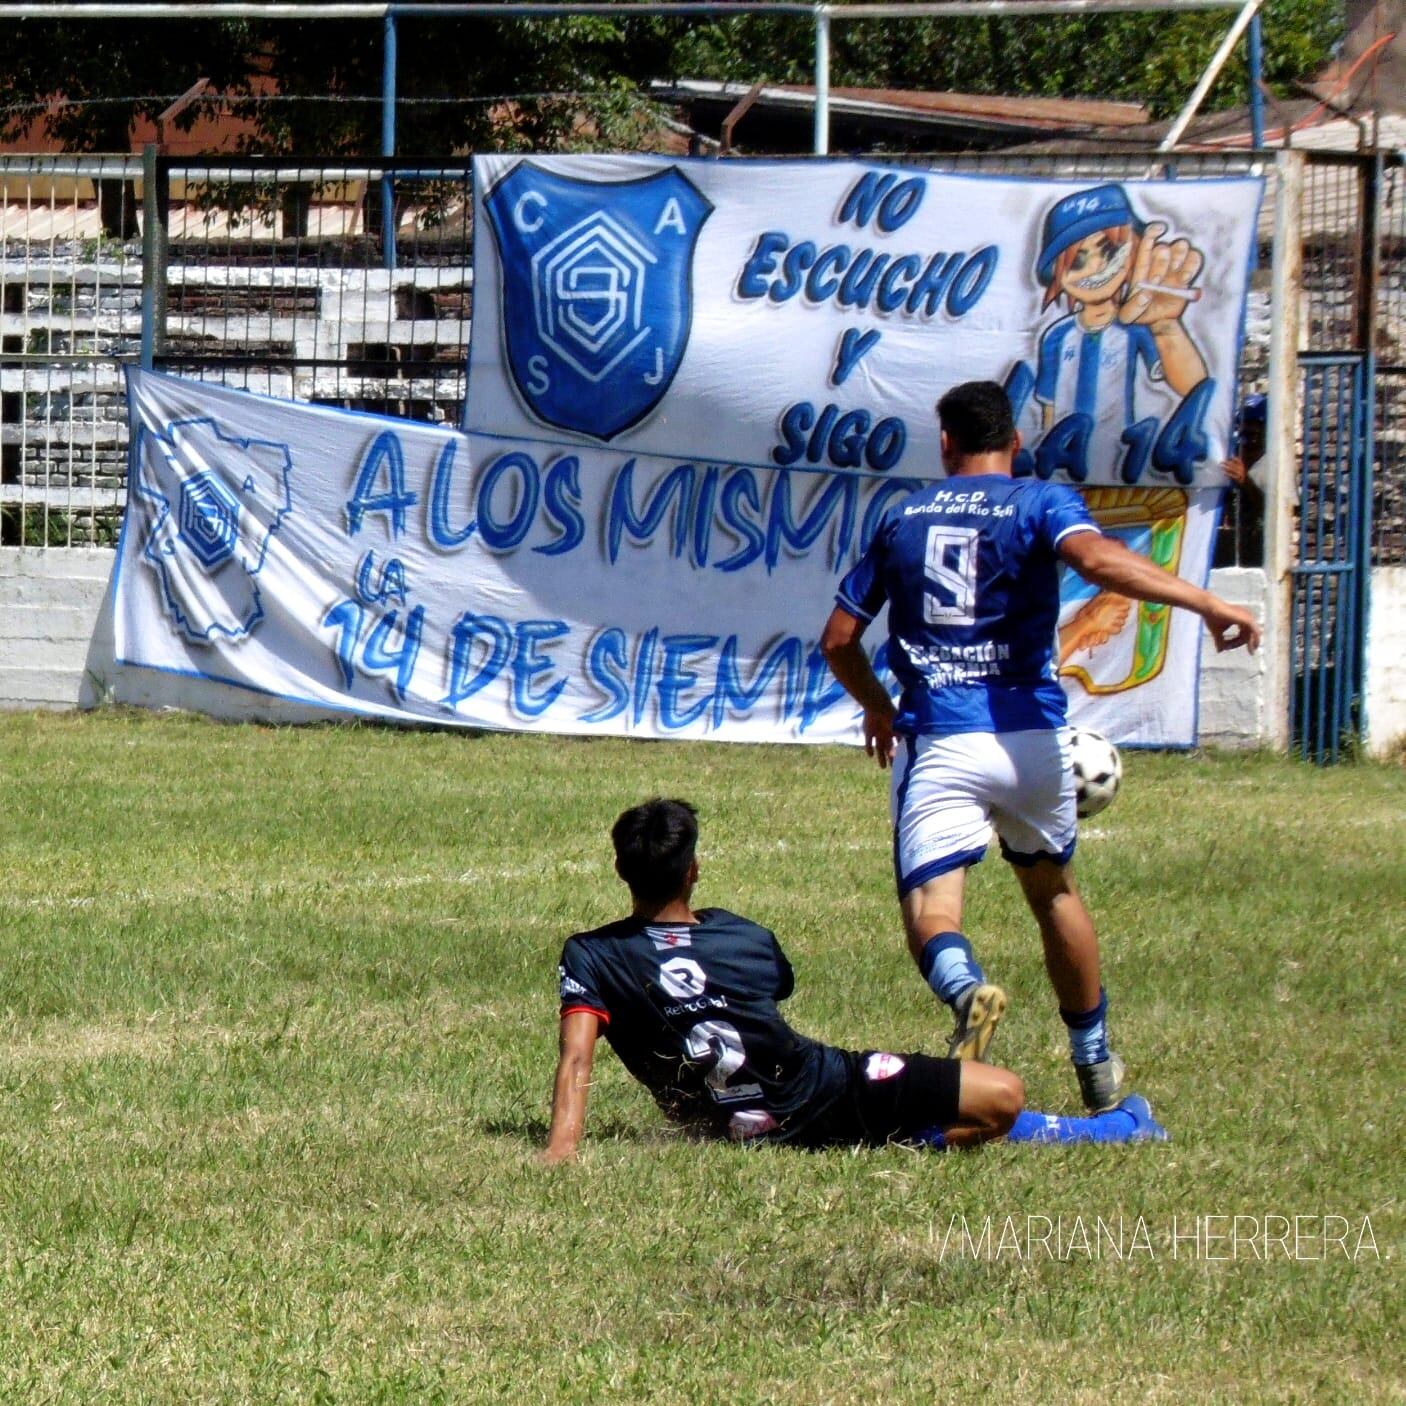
[484,162,712,441]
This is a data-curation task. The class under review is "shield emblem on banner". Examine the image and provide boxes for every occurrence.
[483,162,712,441]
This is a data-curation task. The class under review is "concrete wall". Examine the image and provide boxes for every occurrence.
[0,547,334,723]
[1,546,1279,746]
[1196,566,1269,748]
[0,549,113,709]
[1366,566,1406,757]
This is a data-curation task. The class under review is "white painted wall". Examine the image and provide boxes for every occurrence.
[2,547,1280,747]
[1198,567,1270,748]
[1366,566,1406,758]
[0,549,113,709]
[0,547,330,723]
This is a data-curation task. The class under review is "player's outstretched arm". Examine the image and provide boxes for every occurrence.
[1058,531,1261,654]
[820,606,899,768]
[542,1010,601,1165]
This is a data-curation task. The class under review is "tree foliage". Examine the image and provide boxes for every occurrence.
[658,0,1342,117]
[0,0,1345,194]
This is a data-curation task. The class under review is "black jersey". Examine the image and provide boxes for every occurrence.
[558,908,851,1141]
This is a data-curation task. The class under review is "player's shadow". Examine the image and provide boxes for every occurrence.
[479,1114,551,1140]
[476,1114,700,1148]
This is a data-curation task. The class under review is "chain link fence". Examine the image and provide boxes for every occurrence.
[1372,156,1405,566]
[153,158,473,420]
[1,146,1400,570]
[0,155,142,547]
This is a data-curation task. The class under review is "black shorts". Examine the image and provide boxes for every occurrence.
[785,1049,962,1149]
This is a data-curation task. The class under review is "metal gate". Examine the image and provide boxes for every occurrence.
[1291,354,1370,762]
[1290,153,1397,763]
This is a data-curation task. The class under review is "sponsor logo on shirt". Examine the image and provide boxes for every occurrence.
[664,994,729,1018]
[864,1052,907,1082]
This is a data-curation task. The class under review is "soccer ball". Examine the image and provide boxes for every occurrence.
[1070,727,1122,819]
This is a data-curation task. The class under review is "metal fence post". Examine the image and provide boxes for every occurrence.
[1264,149,1304,752]
[1354,152,1382,743]
[382,12,398,273]
[139,142,167,371]
[1247,13,1264,148]
[812,4,830,157]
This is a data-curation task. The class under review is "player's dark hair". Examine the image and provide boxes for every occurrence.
[937,380,1017,456]
[611,798,699,903]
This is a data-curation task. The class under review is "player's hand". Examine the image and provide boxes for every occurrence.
[864,709,897,769]
[1119,222,1203,328]
[1224,456,1249,487]
[1204,599,1261,654]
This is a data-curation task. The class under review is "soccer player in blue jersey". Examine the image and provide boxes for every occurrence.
[819,381,1260,1111]
[542,798,1167,1164]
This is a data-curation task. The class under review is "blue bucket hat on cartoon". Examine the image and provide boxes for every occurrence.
[1037,184,1146,286]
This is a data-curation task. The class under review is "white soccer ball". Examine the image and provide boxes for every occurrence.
[1070,727,1122,819]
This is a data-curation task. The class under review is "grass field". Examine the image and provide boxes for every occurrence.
[0,711,1400,1404]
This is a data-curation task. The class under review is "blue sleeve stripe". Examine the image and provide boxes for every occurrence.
[1052,522,1100,547]
[834,592,875,623]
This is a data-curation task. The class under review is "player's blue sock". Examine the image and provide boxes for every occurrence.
[1006,1107,1138,1144]
[918,931,985,1008]
[1060,987,1109,1066]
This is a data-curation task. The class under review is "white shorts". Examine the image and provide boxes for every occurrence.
[890,728,1077,896]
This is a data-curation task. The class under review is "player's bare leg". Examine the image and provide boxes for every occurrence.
[922,1063,1168,1148]
[900,869,966,965]
[1011,858,1100,1010]
[901,869,1008,1062]
[936,1063,1024,1147]
[1013,858,1124,1110]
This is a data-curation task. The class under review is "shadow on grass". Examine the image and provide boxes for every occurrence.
[474,1114,702,1147]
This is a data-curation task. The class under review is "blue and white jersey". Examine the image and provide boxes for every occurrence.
[835,475,1099,735]
[1035,317,1163,447]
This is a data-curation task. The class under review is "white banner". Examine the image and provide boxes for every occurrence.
[115,157,1260,747]
[470,156,1262,490]
[116,370,1219,745]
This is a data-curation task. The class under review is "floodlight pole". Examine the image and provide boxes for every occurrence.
[1159,0,1263,150]
[382,10,397,271]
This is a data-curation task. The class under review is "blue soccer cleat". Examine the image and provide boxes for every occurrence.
[1105,1092,1169,1142]
[1005,1093,1169,1146]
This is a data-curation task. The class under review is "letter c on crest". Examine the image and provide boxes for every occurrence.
[513,191,547,233]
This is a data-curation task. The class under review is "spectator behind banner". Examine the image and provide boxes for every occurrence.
[1215,394,1267,568]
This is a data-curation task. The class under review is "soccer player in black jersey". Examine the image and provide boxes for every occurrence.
[543,798,1166,1163]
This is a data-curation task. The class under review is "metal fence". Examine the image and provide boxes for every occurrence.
[1288,150,1404,761]
[1,146,1400,576]
[1373,156,1405,568]
[150,157,474,422]
[0,155,143,547]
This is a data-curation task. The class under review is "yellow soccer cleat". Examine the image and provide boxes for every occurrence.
[946,983,1008,1061]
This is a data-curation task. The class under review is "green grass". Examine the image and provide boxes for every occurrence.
[0,711,1400,1403]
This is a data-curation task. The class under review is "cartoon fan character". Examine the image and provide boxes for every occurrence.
[1033,184,1208,467]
